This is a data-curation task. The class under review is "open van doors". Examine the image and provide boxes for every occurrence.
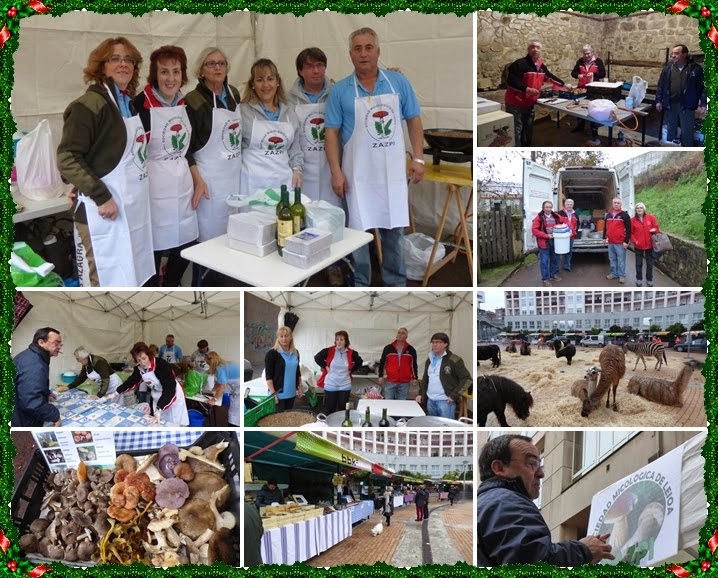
[523,159,553,253]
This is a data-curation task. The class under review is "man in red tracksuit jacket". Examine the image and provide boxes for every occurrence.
[377,327,419,400]
[603,197,631,284]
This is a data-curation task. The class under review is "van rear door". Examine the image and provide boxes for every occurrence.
[523,159,553,253]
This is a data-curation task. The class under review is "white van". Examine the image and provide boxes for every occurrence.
[580,334,606,347]
[523,161,634,254]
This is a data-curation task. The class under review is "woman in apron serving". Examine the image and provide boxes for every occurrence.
[111,342,189,426]
[203,351,242,427]
[184,48,242,245]
[239,58,303,198]
[58,37,155,287]
[134,45,198,287]
[60,346,123,402]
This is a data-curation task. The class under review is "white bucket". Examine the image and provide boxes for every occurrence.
[553,229,571,254]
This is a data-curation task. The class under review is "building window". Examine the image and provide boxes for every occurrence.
[572,431,639,478]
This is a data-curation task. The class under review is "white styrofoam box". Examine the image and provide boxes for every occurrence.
[281,247,331,268]
[476,97,501,116]
[477,110,515,147]
[227,212,276,245]
[228,237,278,257]
[284,228,333,256]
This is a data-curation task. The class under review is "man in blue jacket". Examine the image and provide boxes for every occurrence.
[477,434,614,566]
[655,44,706,146]
[12,327,63,427]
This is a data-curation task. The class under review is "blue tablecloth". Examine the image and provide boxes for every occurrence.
[349,499,374,524]
[113,431,203,452]
[52,388,159,428]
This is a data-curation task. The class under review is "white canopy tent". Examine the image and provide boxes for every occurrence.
[12,10,472,236]
[11,290,244,378]
[245,290,473,375]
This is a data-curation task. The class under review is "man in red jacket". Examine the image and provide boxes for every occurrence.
[377,327,419,400]
[603,197,631,284]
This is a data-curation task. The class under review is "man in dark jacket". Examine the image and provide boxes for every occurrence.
[477,434,614,566]
[414,485,429,521]
[655,44,706,146]
[244,502,265,566]
[12,327,63,427]
[377,327,419,400]
[255,479,285,508]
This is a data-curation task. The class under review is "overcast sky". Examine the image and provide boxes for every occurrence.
[478,290,505,312]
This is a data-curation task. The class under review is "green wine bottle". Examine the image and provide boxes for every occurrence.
[341,402,353,427]
[276,184,289,216]
[276,187,293,256]
[361,407,372,427]
[378,408,390,427]
[290,187,306,234]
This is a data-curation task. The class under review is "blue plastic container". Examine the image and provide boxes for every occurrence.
[222,392,231,406]
[188,409,205,427]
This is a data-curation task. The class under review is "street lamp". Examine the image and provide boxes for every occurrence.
[461,459,469,493]
[553,320,558,339]
[568,320,574,344]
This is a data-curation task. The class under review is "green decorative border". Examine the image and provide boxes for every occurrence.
[1,0,716,576]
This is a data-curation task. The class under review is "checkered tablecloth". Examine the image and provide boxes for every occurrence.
[113,430,204,452]
[52,388,154,427]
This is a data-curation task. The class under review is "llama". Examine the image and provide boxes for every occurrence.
[627,359,700,407]
[570,366,601,416]
[583,345,625,417]
[520,341,531,356]
[553,339,577,365]
[622,342,668,371]
[505,342,517,353]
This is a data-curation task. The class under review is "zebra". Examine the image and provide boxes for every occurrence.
[622,341,668,371]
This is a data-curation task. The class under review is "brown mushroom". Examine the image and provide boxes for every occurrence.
[178,499,216,540]
[29,519,50,535]
[155,478,190,510]
[19,534,38,553]
[208,527,234,564]
[179,449,225,475]
[173,462,195,482]
[77,541,96,561]
[187,472,229,507]
[203,441,229,462]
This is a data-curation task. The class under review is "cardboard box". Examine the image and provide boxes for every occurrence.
[477,110,514,147]
[477,96,501,116]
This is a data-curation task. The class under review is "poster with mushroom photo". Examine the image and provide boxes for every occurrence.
[32,430,116,472]
[587,443,683,566]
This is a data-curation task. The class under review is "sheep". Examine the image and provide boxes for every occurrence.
[583,345,625,417]
[520,341,531,356]
[553,339,577,365]
[627,359,700,407]
[505,343,517,353]
[570,366,601,416]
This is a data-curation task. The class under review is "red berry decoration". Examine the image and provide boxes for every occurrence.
[701,6,711,17]
[6,6,17,17]
[6,561,17,572]
[702,560,712,572]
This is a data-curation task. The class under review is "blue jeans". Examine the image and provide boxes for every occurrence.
[608,243,627,277]
[561,239,574,271]
[384,381,410,400]
[539,244,559,281]
[427,398,456,419]
[353,227,406,287]
[505,104,535,146]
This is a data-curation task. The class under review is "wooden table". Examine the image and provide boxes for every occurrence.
[414,162,473,286]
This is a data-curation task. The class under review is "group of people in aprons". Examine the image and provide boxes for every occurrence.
[58,28,425,288]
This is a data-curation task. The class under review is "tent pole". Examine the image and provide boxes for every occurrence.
[244,430,298,462]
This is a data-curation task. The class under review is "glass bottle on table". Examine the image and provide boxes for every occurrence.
[276,184,289,216]
[341,402,353,427]
[378,408,390,427]
[276,186,293,256]
[361,407,372,427]
[290,187,306,234]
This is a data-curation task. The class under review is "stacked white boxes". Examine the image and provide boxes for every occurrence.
[281,228,333,268]
[227,212,277,257]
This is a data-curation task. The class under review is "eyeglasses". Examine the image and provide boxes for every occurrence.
[107,55,136,66]
[513,457,543,472]
[302,62,326,71]
[204,60,227,68]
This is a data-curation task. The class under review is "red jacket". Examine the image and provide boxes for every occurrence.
[378,340,418,384]
[603,210,631,245]
[314,346,362,388]
[630,214,660,251]
[531,211,566,250]
[558,209,579,239]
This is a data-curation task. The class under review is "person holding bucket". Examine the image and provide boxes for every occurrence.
[531,200,567,287]
[630,202,660,287]
[557,198,578,273]
[505,40,571,146]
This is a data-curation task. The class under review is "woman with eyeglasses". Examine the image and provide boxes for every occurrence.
[133,46,197,287]
[184,48,242,246]
[239,58,303,199]
[58,37,155,287]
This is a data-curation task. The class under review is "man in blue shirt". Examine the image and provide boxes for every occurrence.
[325,27,425,287]
[158,334,183,364]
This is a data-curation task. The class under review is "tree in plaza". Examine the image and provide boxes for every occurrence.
[691,319,705,331]
[531,150,607,173]
[649,324,662,333]
[666,322,687,335]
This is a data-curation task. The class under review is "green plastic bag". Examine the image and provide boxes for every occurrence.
[11,242,64,287]
[184,370,207,397]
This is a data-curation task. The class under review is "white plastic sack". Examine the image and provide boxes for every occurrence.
[16,119,64,201]
[402,232,445,281]
[628,76,648,107]
[306,200,345,242]
[587,99,617,122]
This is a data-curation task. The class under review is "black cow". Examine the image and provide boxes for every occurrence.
[477,344,501,368]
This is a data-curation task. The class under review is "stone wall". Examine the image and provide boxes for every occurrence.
[652,233,706,287]
[478,11,701,91]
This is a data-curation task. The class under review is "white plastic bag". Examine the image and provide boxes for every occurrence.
[587,99,617,122]
[16,119,64,200]
[628,76,648,107]
[305,200,346,242]
[402,232,445,281]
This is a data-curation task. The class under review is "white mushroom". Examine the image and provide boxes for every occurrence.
[604,491,639,554]
[209,489,236,529]
[178,449,225,474]
[136,453,158,474]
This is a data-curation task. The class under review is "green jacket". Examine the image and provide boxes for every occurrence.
[68,354,116,398]
[419,349,472,401]
[57,78,135,224]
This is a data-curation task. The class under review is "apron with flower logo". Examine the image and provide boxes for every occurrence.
[194,93,242,242]
[75,84,155,286]
[295,102,338,206]
[239,110,294,199]
[343,71,409,230]
[139,361,189,426]
[145,90,198,250]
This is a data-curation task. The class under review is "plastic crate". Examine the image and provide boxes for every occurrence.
[244,395,276,427]
[12,431,241,566]
[558,90,586,100]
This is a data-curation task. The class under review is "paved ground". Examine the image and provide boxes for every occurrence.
[307,496,473,567]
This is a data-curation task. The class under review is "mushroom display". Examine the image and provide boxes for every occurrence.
[603,490,639,554]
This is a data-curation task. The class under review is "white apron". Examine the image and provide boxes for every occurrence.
[227,378,242,426]
[239,115,294,199]
[141,365,189,426]
[344,72,409,231]
[295,102,338,207]
[75,85,155,286]
[145,93,198,250]
[86,368,122,396]
[194,94,242,242]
